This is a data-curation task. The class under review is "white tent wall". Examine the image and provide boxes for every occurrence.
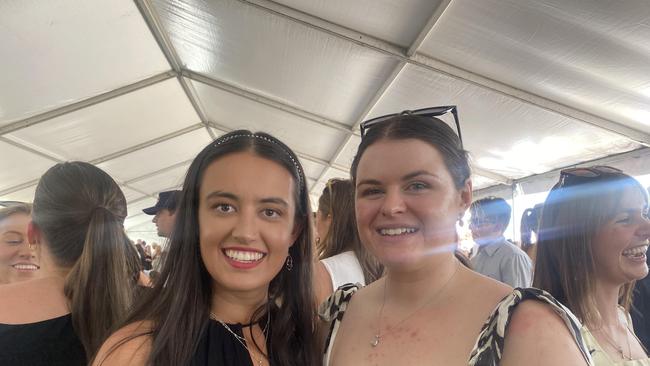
[1,0,649,242]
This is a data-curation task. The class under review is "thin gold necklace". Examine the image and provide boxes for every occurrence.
[371,260,459,347]
[210,312,269,366]
[595,323,633,361]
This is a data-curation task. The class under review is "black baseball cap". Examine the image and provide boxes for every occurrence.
[142,190,181,215]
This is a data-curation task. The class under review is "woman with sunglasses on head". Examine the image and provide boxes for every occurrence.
[0,162,141,366]
[319,108,593,365]
[534,166,650,365]
[314,179,383,306]
[0,203,40,285]
[94,131,318,366]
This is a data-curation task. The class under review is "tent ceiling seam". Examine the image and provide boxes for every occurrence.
[308,0,514,197]
[238,0,650,146]
[206,120,345,171]
[186,70,354,134]
[406,0,454,57]
[0,71,176,136]
[0,124,204,197]
[474,146,650,196]
[135,0,213,132]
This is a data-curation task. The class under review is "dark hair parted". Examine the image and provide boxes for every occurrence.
[106,130,317,366]
[317,179,383,284]
[350,114,470,189]
[32,162,140,360]
[533,172,648,327]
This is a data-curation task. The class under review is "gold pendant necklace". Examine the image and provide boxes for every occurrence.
[595,323,633,361]
[371,260,459,347]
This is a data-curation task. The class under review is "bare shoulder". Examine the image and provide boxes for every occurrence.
[0,277,68,323]
[500,301,587,366]
[92,321,154,366]
[461,267,511,304]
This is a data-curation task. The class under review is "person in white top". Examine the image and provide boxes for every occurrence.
[314,179,382,305]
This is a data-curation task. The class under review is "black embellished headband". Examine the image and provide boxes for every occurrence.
[214,134,304,191]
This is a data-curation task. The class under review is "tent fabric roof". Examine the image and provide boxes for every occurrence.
[1,0,649,241]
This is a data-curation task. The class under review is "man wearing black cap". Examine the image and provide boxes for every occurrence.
[143,190,181,238]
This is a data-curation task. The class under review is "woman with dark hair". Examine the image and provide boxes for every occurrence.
[534,166,650,364]
[520,203,543,262]
[94,130,318,366]
[0,162,141,365]
[0,203,40,284]
[320,109,593,365]
[314,178,383,305]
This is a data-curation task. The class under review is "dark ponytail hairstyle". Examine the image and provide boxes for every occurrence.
[31,161,140,360]
[105,130,317,366]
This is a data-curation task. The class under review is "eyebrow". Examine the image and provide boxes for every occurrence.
[357,170,440,187]
[204,191,289,208]
[1,231,25,236]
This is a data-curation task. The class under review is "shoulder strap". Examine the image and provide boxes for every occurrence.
[468,287,595,366]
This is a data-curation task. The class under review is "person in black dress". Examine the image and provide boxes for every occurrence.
[94,130,318,366]
[0,162,141,365]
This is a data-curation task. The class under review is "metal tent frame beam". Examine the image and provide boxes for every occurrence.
[0,71,176,136]
[237,0,650,147]
[308,0,511,197]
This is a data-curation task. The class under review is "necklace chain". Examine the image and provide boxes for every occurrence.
[371,260,459,347]
[596,323,633,361]
[210,311,270,366]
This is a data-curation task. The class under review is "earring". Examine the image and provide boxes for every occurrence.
[315,237,320,245]
[28,240,36,250]
[458,214,464,227]
[285,254,294,271]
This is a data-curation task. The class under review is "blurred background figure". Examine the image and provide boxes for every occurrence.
[535,166,650,363]
[469,197,532,288]
[313,178,382,305]
[631,186,650,351]
[142,190,180,239]
[0,162,141,365]
[150,242,163,270]
[520,203,544,263]
[0,203,40,285]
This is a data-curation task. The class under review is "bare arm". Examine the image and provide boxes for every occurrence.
[314,261,334,307]
[500,301,588,366]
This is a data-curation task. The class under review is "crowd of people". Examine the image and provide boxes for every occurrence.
[0,109,648,366]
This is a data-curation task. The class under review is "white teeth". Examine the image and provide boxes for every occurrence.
[379,227,417,236]
[224,249,264,262]
[13,264,38,270]
[622,245,648,257]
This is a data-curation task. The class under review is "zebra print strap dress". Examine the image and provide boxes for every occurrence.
[468,287,595,366]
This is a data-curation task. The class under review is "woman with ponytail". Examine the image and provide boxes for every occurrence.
[0,162,141,365]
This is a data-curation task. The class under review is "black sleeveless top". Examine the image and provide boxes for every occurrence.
[0,314,86,366]
[191,318,271,366]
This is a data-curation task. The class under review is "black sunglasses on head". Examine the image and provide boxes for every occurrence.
[359,105,462,148]
[557,165,623,188]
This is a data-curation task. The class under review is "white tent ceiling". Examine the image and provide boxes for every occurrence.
[1,0,649,241]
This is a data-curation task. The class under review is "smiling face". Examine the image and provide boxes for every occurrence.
[592,186,650,286]
[354,138,471,269]
[198,151,298,295]
[0,213,39,284]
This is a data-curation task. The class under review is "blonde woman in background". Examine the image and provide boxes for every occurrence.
[0,203,40,284]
